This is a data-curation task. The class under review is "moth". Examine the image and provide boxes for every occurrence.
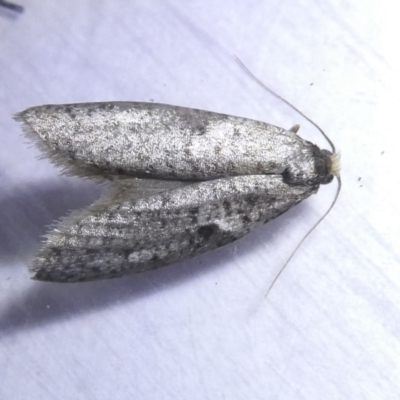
[15,101,340,283]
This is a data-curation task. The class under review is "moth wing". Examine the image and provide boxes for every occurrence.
[105,179,193,202]
[31,175,317,282]
[14,102,296,181]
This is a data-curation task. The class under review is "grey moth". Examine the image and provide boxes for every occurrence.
[15,102,339,282]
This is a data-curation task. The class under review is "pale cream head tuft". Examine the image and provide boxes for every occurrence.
[329,151,341,177]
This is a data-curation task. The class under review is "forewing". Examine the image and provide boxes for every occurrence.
[31,176,317,282]
[14,102,304,181]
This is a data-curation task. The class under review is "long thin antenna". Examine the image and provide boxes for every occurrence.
[233,55,341,297]
[265,176,341,297]
[234,55,336,154]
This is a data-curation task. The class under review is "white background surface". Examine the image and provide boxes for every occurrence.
[1,1,399,399]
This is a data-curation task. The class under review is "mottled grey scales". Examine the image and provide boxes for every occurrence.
[15,102,333,185]
[14,102,337,283]
[31,176,316,282]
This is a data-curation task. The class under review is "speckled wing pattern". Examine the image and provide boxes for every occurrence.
[15,102,329,282]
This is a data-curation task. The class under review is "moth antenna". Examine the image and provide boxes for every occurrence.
[233,55,336,154]
[233,55,341,297]
[264,176,341,297]
[0,0,24,13]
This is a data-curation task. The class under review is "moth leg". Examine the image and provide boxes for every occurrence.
[289,124,300,133]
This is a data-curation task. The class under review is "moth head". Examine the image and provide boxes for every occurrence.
[306,147,341,186]
[283,146,341,186]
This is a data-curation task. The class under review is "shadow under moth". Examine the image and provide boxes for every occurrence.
[15,99,340,284]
